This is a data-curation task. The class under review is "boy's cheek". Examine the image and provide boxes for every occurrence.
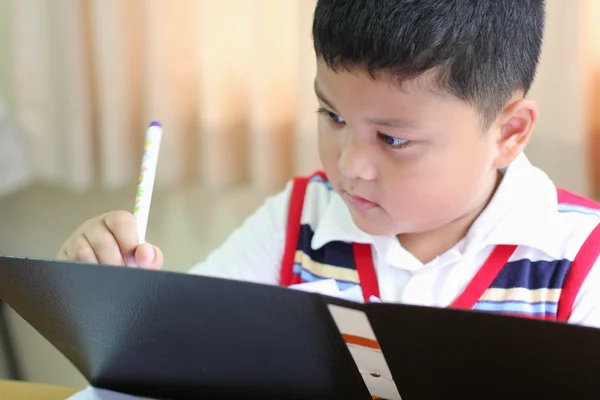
[317,135,341,168]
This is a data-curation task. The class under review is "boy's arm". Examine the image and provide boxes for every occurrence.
[187,182,293,285]
[567,260,600,329]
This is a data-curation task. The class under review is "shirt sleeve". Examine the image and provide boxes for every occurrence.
[567,258,600,328]
[187,181,293,285]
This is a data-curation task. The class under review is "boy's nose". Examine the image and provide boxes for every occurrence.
[337,139,377,181]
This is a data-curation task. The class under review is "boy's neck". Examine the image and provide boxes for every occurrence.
[397,170,502,265]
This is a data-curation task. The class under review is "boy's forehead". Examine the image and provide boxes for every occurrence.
[314,60,483,132]
[315,60,449,99]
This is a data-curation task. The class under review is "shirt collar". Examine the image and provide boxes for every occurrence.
[310,152,563,259]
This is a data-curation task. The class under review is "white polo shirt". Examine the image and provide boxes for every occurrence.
[189,153,600,329]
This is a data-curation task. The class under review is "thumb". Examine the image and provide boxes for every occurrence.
[134,243,164,270]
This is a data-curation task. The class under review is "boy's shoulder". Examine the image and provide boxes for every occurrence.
[510,187,600,263]
[555,188,600,242]
[557,188,600,218]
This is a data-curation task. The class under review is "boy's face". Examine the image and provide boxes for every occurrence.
[315,60,528,237]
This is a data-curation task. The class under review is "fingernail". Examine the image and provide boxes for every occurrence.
[136,245,155,269]
[142,247,156,269]
[126,255,137,268]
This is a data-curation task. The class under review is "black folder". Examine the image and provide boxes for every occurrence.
[1,255,599,399]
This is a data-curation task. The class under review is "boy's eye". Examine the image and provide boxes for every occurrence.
[317,107,345,125]
[377,132,411,149]
[317,107,411,149]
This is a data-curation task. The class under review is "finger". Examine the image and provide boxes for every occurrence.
[134,243,157,269]
[83,230,125,266]
[103,211,139,263]
[64,237,99,264]
[56,248,69,260]
[149,245,163,270]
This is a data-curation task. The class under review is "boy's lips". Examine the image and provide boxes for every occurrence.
[341,190,379,210]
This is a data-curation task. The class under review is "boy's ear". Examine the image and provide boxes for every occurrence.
[492,96,538,169]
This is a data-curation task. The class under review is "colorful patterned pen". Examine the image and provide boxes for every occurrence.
[133,121,163,245]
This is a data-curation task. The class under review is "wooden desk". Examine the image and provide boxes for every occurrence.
[0,379,80,399]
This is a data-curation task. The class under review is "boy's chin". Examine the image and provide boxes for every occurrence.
[349,212,402,237]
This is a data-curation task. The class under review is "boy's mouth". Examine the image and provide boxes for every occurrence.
[341,190,379,211]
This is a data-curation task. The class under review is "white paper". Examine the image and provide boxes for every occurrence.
[289,278,343,296]
[66,386,156,400]
[289,279,381,303]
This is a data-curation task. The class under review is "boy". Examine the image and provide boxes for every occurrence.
[57,0,600,328]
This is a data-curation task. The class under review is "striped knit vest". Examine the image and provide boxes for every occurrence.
[279,172,600,322]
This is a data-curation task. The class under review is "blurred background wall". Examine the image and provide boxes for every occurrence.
[0,0,598,388]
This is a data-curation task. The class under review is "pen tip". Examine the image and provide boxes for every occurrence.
[150,121,161,128]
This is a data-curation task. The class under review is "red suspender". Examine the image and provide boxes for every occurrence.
[557,188,600,210]
[279,176,310,286]
[353,243,519,305]
[353,243,380,302]
[556,222,600,322]
[452,188,600,315]
[450,245,518,309]
[280,172,328,286]
[280,172,380,301]
[555,188,600,322]
[279,170,519,304]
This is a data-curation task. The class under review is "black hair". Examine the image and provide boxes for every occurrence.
[312,0,545,127]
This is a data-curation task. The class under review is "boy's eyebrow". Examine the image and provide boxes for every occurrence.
[366,116,420,129]
[313,81,420,130]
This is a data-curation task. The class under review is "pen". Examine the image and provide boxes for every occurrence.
[133,121,163,245]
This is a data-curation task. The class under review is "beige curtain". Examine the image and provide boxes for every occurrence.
[6,0,320,191]
[583,0,600,198]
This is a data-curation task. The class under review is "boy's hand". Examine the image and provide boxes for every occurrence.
[57,210,164,270]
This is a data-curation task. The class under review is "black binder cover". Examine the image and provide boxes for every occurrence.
[0,255,599,399]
